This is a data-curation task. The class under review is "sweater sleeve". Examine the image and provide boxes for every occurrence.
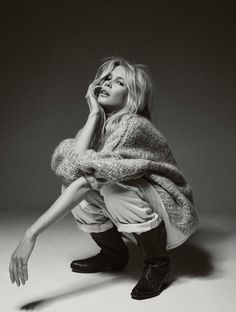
[50,114,181,191]
[51,138,75,174]
[50,114,134,187]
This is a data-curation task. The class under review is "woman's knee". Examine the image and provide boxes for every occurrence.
[71,199,107,225]
[101,183,138,217]
[101,182,157,224]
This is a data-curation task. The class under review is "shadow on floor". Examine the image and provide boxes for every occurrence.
[123,221,233,282]
[124,239,213,283]
[18,276,122,311]
[19,221,231,310]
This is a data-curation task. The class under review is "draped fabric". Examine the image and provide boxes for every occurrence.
[51,114,199,236]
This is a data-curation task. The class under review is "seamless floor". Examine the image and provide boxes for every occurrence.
[1,209,236,312]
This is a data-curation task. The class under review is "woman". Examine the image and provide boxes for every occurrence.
[9,57,199,300]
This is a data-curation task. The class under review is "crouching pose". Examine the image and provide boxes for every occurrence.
[9,57,199,300]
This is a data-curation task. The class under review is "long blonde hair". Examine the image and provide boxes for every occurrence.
[91,57,154,151]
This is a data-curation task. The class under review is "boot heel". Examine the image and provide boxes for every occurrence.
[162,274,173,289]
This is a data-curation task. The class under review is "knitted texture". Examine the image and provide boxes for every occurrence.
[51,114,199,235]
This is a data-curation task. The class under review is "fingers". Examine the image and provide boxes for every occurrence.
[9,259,15,284]
[9,257,27,286]
[93,86,102,97]
[13,259,21,286]
[86,83,94,96]
[17,258,25,285]
[86,83,101,98]
[22,261,28,281]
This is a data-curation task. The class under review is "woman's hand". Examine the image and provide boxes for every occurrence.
[9,232,36,286]
[8,177,90,287]
[85,83,104,116]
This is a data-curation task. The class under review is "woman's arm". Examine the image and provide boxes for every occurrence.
[73,82,105,154]
[74,112,102,153]
[51,85,104,185]
[9,176,91,287]
[27,176,90,237]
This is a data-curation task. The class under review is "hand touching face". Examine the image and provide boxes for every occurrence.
[85,84,105,116]
[97,65,128,114]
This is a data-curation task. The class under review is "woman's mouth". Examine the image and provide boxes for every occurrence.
[99,89,110,97]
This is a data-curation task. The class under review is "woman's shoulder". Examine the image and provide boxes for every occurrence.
[121,113,167,144]
[103,114,144,151]
[123,113,160,132]
[120,113,151,128]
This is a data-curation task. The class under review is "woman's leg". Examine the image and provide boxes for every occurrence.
[70,189,129,273]
[100,182,162,233]
[100,182,171,300]
[71,189,114,233]
[61,183,113,232]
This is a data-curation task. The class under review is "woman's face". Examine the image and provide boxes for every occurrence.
[97,65,128,114]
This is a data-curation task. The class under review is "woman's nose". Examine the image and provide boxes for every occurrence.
[104,80,112,88]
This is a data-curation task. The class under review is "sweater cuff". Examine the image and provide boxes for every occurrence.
[52,148,95,186]
[51,138,75,172]
[65,148,98,167]
[54,157,84,185]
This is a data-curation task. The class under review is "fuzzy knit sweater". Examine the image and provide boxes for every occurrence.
[51,113,199,236]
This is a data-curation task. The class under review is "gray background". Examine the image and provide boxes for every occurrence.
[1,1,235,216]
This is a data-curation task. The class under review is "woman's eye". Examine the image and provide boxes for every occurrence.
[117,81,124,86]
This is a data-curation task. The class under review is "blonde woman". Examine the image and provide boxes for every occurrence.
[9,57,199,300]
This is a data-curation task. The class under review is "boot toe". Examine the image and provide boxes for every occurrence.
[71,258,100,273]
[71,254,128,273]
[131,263,172,300]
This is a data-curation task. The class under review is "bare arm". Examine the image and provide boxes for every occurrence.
[73,82,105,153]
[51,84,104,185]
[9,176,91,287]
[74,112,102,153]
[9,84,104,287]
[27,176,90,238]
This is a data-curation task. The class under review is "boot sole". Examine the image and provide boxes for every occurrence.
[71,265,126,273]
[131,276,172,300]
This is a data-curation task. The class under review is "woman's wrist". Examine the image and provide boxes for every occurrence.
[24,228,37,240]
[88,111,102,120]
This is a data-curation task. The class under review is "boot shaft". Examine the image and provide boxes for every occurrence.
[131,222,171,300]
[133,222,168,263]
[90,226,129,262]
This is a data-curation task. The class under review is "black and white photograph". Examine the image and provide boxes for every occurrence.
[1,1,235,311]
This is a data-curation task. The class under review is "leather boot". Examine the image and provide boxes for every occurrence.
[131,222,171,300]
[71,226,129,273]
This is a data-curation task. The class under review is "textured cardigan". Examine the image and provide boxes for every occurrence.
[51,113,199,236]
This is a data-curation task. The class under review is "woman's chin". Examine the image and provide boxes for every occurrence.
[98,100,111,110]
[97,97,111,105]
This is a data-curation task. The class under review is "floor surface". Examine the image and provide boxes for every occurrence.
[1,209,236,312]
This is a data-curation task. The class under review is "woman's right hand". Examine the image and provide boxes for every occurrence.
[85,83,104,117]
[9,231,36,286]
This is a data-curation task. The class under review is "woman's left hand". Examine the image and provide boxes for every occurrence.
[85,83,104,116]
[9,232,36,286]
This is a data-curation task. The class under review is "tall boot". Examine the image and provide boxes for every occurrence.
[131,222,171,300]
[71,225,129,273]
